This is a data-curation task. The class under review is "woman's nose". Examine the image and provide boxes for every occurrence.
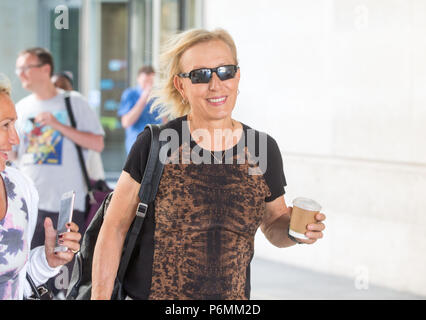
[9,126,20,146]
[208,72,221,90]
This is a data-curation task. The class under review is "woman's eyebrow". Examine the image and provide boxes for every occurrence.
[0,117,16,122]
[191,62,230,69]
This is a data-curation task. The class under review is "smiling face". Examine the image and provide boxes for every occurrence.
[0,93,19,171]
[174,40,240,122]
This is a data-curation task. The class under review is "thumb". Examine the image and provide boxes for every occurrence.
[44,217,57,251]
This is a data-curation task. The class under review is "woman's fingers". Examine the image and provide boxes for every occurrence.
[307,222,325,232]
[58,237,80,250]
[59,230,81,243]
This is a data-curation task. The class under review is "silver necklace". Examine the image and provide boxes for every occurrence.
[188,115,235,164]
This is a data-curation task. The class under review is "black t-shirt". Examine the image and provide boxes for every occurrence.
[124,115,286,201]
[122,115,286,299]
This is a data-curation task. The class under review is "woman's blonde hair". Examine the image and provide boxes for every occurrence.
[0,74,11,96]
[151,28,238,119]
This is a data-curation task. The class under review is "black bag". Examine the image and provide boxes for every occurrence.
[84,179,112,230]
[64,94,112,230]
[25,273,53,300]
[66,124,164,300]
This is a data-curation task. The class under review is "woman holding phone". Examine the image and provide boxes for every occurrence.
[0,75,81,300]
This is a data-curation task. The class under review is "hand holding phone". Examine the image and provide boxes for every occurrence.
[54,191,75,253]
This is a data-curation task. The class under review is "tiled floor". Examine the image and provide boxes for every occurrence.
[250,257,425,300]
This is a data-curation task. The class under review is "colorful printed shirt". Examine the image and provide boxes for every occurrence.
[0,170,30,299]
[15,90,105,212]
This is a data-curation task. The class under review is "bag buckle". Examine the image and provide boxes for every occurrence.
[136,203,148,218]
[88,191,97,205]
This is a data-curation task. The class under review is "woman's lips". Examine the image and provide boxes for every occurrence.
[207,96,227,106]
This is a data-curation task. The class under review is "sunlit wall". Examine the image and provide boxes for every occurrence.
[204,0,426,296]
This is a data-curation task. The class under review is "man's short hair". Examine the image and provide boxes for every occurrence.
[138,66,155,76]
[19,47,54,77]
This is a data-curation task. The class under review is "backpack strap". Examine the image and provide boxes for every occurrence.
[64,93,96,204]
[116,124,164,283]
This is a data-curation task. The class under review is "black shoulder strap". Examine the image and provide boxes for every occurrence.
[26,273,41,299]
[64,94,95,202]
[117,124,164,283]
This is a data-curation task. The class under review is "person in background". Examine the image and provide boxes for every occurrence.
[118,66,163,154]
[51,71,73,92]
[51,71,106,182]
[14,47,105,243]
[0,74,81,300]
[13,48,105,298]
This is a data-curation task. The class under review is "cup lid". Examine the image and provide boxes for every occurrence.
[293,197,322,212]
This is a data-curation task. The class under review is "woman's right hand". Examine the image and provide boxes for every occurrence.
[43,218,81,268]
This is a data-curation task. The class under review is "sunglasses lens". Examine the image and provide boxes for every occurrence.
[217,66,237,81]
[191,69,212,84]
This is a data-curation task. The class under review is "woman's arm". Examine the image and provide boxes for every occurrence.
[34,112,105,152]
[121,89,151,129]
[260,195,326,247]
[260,196,296,248]
[91,171,141,299]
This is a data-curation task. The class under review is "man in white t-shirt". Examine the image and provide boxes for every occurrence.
[13,48,105,251]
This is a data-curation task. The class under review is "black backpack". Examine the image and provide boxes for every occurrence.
[66,124,165,300]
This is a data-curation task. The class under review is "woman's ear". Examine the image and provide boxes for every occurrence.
[236,67,241,82]
[173,75,185,99]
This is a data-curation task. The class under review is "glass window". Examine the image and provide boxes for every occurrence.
[160,0,180,46]
[129,0,153,86]
[49,7,81,90]
[99,1,130,172]
[39,0,82,90]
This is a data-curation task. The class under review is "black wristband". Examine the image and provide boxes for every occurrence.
[287,226,304,244]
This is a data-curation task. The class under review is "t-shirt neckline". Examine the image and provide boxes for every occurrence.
[183,114,246,154]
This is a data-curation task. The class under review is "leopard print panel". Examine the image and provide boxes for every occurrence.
[148,142,271,300]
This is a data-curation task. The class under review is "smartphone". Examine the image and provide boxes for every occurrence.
[54,191,75,253]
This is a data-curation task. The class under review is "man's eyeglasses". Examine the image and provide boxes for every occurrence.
[178,65,239,84]
[15,64,45,76]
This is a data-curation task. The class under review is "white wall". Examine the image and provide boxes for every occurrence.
[204,0,426,296]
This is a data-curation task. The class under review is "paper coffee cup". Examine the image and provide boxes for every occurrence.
[289,197,322,240]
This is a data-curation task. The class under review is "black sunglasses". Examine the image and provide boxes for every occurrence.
[178,65,239,84]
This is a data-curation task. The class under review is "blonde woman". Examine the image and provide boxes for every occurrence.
[0,75,81,299]
[92,29,326,300]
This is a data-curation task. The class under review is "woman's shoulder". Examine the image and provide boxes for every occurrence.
[238,121,280,150]
[4,166,37,193]
[136,116,185,141]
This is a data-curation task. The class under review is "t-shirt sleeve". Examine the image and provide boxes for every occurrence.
[263,135,287,202]
[71,93,105,136]
[122,127,151,183]
[117,89,137,117]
